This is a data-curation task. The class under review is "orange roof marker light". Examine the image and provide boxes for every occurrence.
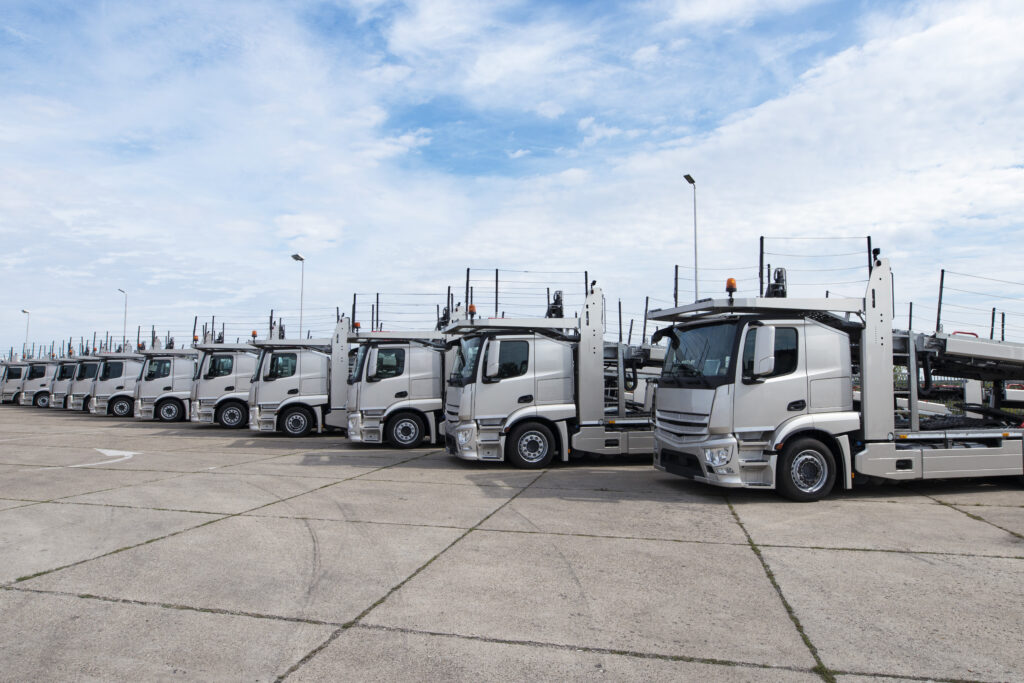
[726,277,737,302]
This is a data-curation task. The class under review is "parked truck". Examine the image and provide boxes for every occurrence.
[345,331,448,447]
[1,361,27,404]
[442,284,663,468]
[647,251,1024,501]
[134,348,198,421]
[248,319,350,436]
[18,359,58,407]
[190,342,259,428]
[49,359,81,409]
[67,356,102,411]
[90,352,145,417]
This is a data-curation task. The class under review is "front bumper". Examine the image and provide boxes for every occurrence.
[346,411,384,444]
[92,395,110,414]
[68,394,88,411]
[192,399,216,423]
[444,420,504,461]
[654,431,770,488]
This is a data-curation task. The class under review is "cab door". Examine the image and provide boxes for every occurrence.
[200,354,236,400]
[732,322,807,440]
[363,346,410,411]
[473,335,534,420]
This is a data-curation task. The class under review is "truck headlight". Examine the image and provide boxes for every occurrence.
[703,447,731,467]
[457,428,472,445]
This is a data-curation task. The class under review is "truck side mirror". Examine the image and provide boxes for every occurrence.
[366,347,379,381]
[485,340,500,380]
[752,326,776,377]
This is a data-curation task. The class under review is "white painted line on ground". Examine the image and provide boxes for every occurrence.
[67,449,139,468]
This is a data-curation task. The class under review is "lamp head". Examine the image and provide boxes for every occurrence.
[683,174,695,185]
[291,253,305,262]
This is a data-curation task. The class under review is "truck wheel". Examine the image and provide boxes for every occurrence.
[33,392,49,408]
[777,437,836,502]
[387,412,425,448]
[506,422,556,469]
[86,397,95,413]
[216,402,248,429]
[11,393,20,405]
[157,399,184,422]
[111,397,133,417]
[280,406,313,437]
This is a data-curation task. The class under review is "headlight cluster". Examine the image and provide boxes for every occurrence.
[703,447,731,467]
[457,428,472,445]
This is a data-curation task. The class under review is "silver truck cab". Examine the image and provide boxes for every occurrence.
[49,360,80,409]
[91,352,144,417]
[248,319,350,437]
[134,349,198,421]
[346,332,447,448]
[67,357,102,411]
[190,342,258,428]
[1,361,27,404]
[443,284,663,468]
[19,360,58,407]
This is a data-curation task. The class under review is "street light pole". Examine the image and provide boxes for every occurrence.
[21,309,30,358]
[118,289,127,352]
[291,254,305,338]
[684,174,697,301]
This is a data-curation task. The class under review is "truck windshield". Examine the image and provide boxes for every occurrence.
[662,322,738,388]
[449,337,482,387]
[76,363,98,380]
[348,345,367,384]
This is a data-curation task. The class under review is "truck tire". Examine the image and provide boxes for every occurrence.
[280,406,313,437]
[506,422,556,469]
[111,397,133,417]
[776,437,836,502]
[157,399,184,422]
[386,412,425,448]
[216,402,248,429]
[11,393,20,405]
[33,392,49,408]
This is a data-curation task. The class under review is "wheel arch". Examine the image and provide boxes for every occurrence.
[504,415,565,459]
[774,428,850,491]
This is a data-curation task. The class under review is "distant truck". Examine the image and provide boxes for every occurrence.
[91,352,145,417]
[49,359,81,409]
[67,357,102,411]
[0,361,27,404]
[248,320,350,436]
[346,331,448,447]
[442,285,663,468]
[648,252,1024,501]
[18,359,58,407]
[134,349,198,421]
[190,342,259,428]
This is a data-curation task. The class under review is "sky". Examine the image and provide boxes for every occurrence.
[2,0,1023,356]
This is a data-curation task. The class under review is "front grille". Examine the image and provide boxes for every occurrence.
[655,409,710,440]
[660,449,706,479]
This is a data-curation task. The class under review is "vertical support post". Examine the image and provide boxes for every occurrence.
[642,296,649,344]
[375,293,380,330]
[990,308,996,339]
[867,235,873,273]
[618,299,623,343]
[269,310,274,339]
[759,236,765,296]
[627,319,634,345]
[465,268,470,313]
[351,294,357,324]
[908,329,920,433]
[584,271,589,296]
[135,327,140,349]
[908,302,913,331]
[1001,312,1005,341]
[192,316,198,343]
[673,265,678,307]
[494,268,499,317]
[935,269,945,332]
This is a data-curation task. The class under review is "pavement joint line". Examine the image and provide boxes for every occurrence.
[3,451,433,588]
[826,668,988,683]
[0,585,345,628]
[726,498,835,683]
[753,542,1024,561]
[352,623,823,676]
[275,470,547,681]
[928,495,1024,541]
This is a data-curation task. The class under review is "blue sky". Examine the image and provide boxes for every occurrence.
[2,0,1024,354]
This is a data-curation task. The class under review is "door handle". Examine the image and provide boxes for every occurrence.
[163,386,172,391]
[787,400,806,411]
[518,395,533,404]
[395,391,408,398]
[225,386,234,391]
[287,389,299,395]
[115,385,124,390]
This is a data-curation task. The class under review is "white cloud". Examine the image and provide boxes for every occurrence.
[662,0,829,26]
[507,149,530,159]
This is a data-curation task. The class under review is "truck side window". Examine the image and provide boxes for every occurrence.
[208,355,233,378]
[485,340,529,379]
[742,327,799,378]
[100,361,124,381]
[7,367,22,379]
[145,359,171,380]
[268,353,297,379]
[375,348,405,379]
[28,365,46,380]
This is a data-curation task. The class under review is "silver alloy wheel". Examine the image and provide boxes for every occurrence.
[220,405,244,427]
[112,398,132,416]
[159,401,180,421]
[791,449,828,493]
[516,430,549,464]
[285,411,309,434]
[87,397,95,412]
[37,394,49,408]
[392,417,421,445]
